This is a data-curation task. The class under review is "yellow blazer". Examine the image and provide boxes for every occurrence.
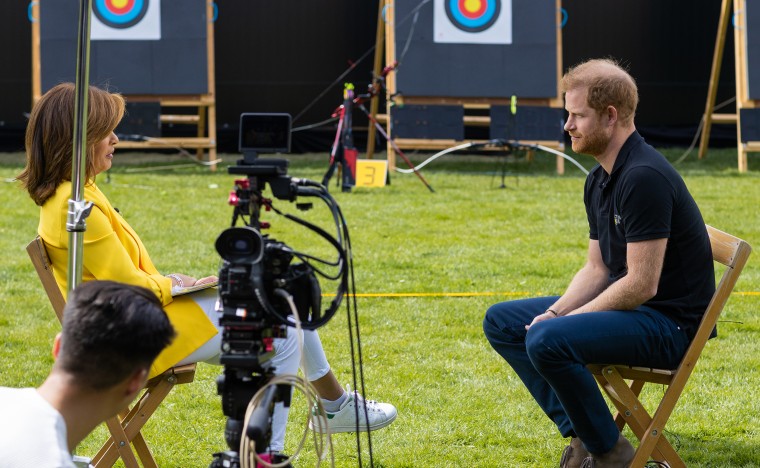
[39,181,217,378]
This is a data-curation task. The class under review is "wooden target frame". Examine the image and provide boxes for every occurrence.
[700,0,757,172]
[375,0,566,174]
[31,1,218,169]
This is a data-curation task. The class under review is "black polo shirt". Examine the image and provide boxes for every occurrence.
[583,131,715,338]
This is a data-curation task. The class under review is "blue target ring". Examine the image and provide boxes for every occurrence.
[93,0,149,29]
[445,0,501,33]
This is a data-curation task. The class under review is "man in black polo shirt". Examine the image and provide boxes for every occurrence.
[483,58,714,467]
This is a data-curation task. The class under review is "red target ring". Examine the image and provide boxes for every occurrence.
[446,0,500,33]
[458,0,487,20]
[105,0,135,15]
[94,0,149,29]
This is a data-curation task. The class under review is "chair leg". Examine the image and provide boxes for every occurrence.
[91,373,177,467]
[98,416,141,468]
[600,367,685,468]
[611,379,645,431]
[133,433,158,468]
[632,418,685,468]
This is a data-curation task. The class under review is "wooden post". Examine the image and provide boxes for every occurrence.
[733,0,752,172]
[700,0,756,172]
[554,0,564,175]
[699,0,733,159]
[384,0,397,170]
[366,0,387,159]
[206,0,218,170]
[31,1,41,104]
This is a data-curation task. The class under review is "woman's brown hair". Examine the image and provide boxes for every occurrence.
[17,83,125,206]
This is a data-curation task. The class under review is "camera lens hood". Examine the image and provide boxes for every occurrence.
[215,226,264,264]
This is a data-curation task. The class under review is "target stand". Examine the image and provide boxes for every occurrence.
[376,0,567,174]
[700,0,760,172]
[31,0,218,170]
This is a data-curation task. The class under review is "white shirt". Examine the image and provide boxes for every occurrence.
[0,387,76,468]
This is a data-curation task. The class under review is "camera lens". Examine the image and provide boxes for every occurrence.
[216,227,264,263]
[232,238,251,254]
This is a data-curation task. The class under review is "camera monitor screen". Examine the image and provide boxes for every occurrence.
[239,113,292,154]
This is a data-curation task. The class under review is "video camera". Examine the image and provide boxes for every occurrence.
[210,113,347,468]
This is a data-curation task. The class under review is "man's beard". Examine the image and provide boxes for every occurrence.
[571,126,609,157]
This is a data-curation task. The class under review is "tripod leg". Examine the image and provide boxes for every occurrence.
[323,111,346,189]
[322,158,338,187]
[341,147,357,192]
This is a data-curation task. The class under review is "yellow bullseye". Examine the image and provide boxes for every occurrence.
[111,0,129,9]
[463,0,483,14]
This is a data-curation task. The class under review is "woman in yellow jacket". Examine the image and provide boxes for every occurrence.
[18,83,397,453]
[15,83,288,380]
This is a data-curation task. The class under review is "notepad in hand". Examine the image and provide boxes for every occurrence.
[171,280,218,296]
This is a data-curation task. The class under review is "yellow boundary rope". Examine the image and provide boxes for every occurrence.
[324,291,760,298]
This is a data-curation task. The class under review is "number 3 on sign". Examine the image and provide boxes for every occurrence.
[355,159,388,187]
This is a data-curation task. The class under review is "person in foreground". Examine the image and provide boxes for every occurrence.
[17,83,395,454]
[0,281,175,467]
[482,58,715,467]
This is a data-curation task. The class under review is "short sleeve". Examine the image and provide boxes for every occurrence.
[584,173,599,240]
[617,167,674,242]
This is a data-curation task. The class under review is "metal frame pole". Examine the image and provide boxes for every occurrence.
[67,0,94,294]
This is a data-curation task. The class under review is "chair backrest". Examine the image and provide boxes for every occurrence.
[680,225,752,373]
[26,236,198,468]
[587,225,751,467]
[26,236,66,323]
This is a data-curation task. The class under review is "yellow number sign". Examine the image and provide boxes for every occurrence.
[355,159,388,188]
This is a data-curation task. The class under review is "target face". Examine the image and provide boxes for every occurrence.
[93,0,150,29]
[434,0,512,44]
[445,0,500,33]
[91,0,161,40]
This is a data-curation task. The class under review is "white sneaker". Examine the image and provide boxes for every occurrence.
[310,385,397,433]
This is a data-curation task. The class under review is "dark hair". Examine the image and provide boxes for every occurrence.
[17,83,125,206]
[58,280,175,390]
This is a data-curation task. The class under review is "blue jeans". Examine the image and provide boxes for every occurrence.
[482,296,690,454]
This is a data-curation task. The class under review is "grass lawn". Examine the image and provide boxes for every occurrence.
[0,146,758,467]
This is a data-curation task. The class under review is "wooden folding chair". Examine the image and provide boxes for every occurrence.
[26,236,197,468]
[587,225,752,467]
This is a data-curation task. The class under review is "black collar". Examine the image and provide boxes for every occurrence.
[591,131,643,190]
[608,131,643,176]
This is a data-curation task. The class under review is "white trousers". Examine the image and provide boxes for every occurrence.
[268,329,332,452]
[174,288,332,452]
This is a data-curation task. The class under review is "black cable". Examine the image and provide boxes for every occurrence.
[259,179,373,463]
[341,201,374,467]
[266,186,347,328]
[308,186,374,463]
[674,96,736,164]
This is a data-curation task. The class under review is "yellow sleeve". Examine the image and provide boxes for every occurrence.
[83,204,174,305]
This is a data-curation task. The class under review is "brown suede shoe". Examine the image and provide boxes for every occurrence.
[560,437,590,468]
[580,434,634,467]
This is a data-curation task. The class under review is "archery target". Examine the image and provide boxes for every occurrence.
[91,0,161,40]
[434,0,512,44]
